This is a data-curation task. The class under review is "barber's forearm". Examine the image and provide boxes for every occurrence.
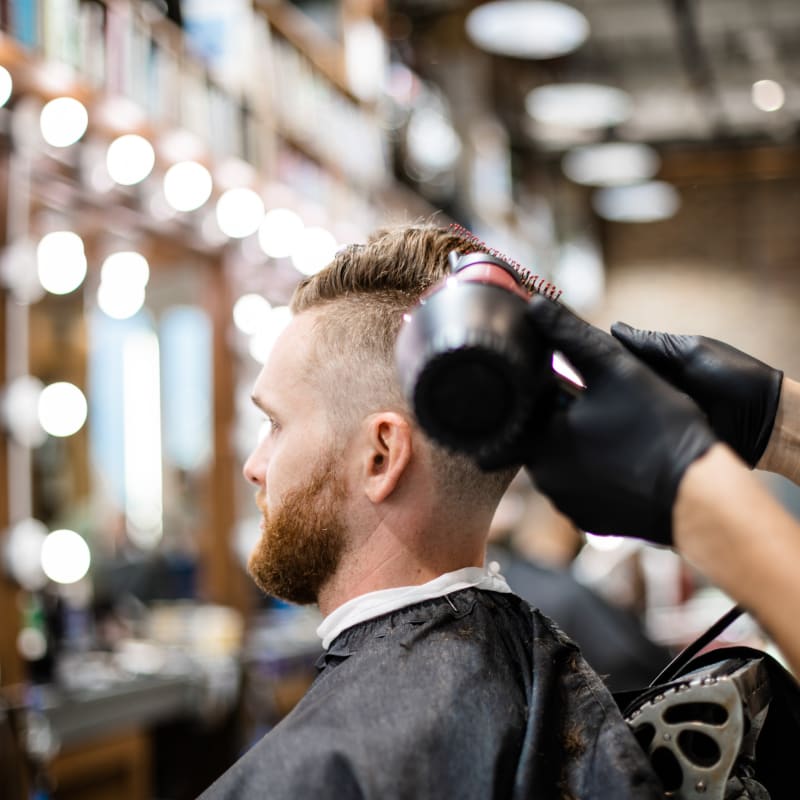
[757,377,800,485]
[674,444,800,675]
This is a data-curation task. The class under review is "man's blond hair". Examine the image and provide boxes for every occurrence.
[290,222,518,508]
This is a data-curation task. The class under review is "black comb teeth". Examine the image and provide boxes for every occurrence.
[449,223,563,301]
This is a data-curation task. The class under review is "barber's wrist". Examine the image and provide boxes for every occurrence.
[672,443,753,578]
[756,377,800,482]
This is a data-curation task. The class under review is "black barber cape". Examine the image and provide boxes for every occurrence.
[199,589,663,799]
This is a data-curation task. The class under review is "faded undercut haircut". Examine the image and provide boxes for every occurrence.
[290,222,518,508]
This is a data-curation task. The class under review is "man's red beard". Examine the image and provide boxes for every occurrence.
[247,454,348,605]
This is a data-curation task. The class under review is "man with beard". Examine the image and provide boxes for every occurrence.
[199,224,663,799]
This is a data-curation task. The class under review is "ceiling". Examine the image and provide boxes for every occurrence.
[388,0,800,158]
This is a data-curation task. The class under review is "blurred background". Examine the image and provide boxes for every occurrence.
[1,0,799,797]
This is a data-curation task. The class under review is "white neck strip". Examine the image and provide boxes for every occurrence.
[316,562,510,650]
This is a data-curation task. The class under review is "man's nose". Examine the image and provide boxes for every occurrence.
[243,447,265,486]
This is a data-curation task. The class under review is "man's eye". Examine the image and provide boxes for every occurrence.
[258,417,279,442]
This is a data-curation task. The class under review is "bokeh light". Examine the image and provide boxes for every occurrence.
[526,83,632,130]
[40,529,91,584]
[0,66,13,107]
[163,161,213,212]
[106,134,156,185]
[216,187,265,238]
[258,208,304,258]
[233,293,272,335]
[101,250,150,288]
[38,381,88,437]
[751,79,785,112]
[249,306,293,364]
[4,518,48,590]
[290,227,337,276]
[466,1,589,60]
[97,281,146,319]
[3,375,45,446]
[97,250,150,319]
[37,231,87,295]
[592,181,680,223]
[40,96,89,147]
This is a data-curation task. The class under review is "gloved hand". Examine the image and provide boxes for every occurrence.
[610,323,783,467]
[522,297,716,545]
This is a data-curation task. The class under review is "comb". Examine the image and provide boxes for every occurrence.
[449,223,563,301]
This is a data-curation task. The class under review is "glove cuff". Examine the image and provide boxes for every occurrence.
[748,369,784,468]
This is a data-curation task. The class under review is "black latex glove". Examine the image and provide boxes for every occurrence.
[611,323,783,468]
[522,297,717,545]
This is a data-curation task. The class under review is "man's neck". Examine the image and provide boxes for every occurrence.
[316,517,488,617]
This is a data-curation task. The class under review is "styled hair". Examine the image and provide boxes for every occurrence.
[290,222,518,507]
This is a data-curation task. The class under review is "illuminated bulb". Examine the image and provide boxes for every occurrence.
[466,1,589,60]
[101,251,150,288]
[290,227,337,276]
[258,208,304,258]
[3,375,46,447]
[106,134,156,185]
[163,161,212,212]
[406,108,461,173]
[249,306,292,364]
[17,627,47,660]
[38,381,87,437]
[562,142,660,187]
[4,518,48,590]
[526,83,632,130]
[233,293,272,335]
[97,281,146,319]
[216,187,265,238]
[0,66,13,107]
[40,529,91,584]
[37,231,87,295]
[751,79,785,112]
[553,238,605,312]
[40,96,89,147]
[593,181,680,223]
[1,238,44,304]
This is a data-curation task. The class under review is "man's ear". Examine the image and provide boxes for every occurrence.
[362,412,413,503]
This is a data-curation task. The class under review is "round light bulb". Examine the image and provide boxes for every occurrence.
[97,280,146,319]
[3,375,46,447]
[290,227,337,277]
[40,96,89,147]
[101,251,150,289]
[751,79,785,113]
[163,161,213,212]
[4,518,48,590]
[1,238,45,305]
[249,306,293,364]
[233,293,272,335]
[37,231,87,295]
[17,628,47,660]
[38,381,88,437]
[258,208,304,258]
[216,187,265,239]
[106,134,156,185]
[0,66,13,108]
[41,529,91,584]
